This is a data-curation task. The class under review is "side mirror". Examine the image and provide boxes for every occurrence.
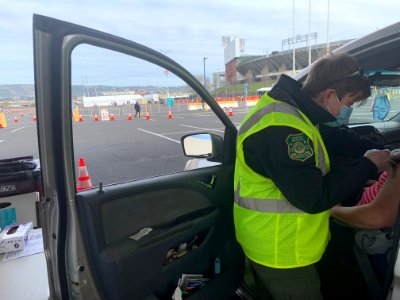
[181,133,223,162]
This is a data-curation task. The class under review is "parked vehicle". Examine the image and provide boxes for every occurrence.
[33,14,400,300]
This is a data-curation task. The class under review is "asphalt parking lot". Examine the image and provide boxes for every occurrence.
[0,107,248,185]
[1,96,398,186]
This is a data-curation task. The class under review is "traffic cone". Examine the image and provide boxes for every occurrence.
[168,108,172,119]
[20,113,24,117]
[0,112,7,128]
[79,115,83,122]
[128,113,133,120]
[33,115,37,122]
[14,116,18,123]
[76,158,93,191]
[94,114,99,122]
[146,111,150,120]
[110,114,115,121]
[228,107,233,117]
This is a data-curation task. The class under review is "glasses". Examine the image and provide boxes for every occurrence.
[320,68,370,91]
[341,68,369,82]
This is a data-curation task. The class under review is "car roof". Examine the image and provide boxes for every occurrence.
[295,21,400,83]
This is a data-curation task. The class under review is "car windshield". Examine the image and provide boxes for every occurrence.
[349,85,400,124]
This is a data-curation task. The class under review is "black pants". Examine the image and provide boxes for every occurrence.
[249,260,323,300]
[135,111,140,117]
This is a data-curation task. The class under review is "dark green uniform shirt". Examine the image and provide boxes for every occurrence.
[243,75,378,213]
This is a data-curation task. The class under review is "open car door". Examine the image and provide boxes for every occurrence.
[33,14,244,300]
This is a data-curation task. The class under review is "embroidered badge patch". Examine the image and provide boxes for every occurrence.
[286,133,313,162]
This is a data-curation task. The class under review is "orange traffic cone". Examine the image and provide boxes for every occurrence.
[33,115,37,122]
[0,123,3,129]
[14,117,18,123]
[168,108,172,119]
[128,113,133,120]
[228,107,233,117]
[110,114,115,121]
[146,111,150,120]
[76,158,93,191]
[94,114,99,122]
[79,115,83,122]
[20,113,24,117]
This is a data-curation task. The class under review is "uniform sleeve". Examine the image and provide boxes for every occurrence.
[243,126,378,214]
[319,124,385,159]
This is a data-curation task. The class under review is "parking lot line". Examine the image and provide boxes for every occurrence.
[180,124,224,133]
[137,128,180,143]
[11,126,25,133]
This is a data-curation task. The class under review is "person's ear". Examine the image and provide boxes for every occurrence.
[323,89,336,102]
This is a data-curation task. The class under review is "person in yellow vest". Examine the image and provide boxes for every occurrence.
[234,53,391,299]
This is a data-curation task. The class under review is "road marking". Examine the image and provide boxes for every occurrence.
[179,124,224,133]
[163,129,205,135]
[0,140,4,143]
[11,126,25,133]
[137,128,180,143]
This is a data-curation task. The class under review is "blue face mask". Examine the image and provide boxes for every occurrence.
[324,106,353,127]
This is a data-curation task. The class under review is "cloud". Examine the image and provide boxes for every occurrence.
[0,0,399,83]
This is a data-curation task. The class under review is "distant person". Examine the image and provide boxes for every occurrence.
[134,101,141,118]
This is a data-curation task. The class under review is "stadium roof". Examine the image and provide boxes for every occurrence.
[236,39,353,80]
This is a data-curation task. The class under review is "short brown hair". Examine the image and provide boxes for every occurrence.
[302,53,371,102]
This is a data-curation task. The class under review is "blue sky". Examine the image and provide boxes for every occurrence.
[0,0,399,85]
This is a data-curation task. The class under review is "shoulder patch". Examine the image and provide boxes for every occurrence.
[286,133,313,162]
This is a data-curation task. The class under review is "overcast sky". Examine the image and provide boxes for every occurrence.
[0,0,399,85]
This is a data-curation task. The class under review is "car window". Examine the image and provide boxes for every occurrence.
[349,85,400,124]
[71,45,223,187]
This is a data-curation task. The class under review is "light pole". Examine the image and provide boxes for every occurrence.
[203,57,208,88]
[292,0,296,76]
[327,0,330,53]
[308,0,312,66]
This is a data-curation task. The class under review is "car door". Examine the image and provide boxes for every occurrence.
[33,14,244,300]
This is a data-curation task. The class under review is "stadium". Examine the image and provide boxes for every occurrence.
[215,35,352,91]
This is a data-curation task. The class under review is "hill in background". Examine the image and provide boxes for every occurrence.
[0,84,188,101]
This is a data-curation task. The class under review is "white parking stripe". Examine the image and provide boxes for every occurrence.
[11,126,25,133]
[137,128,180,143]
[179,124,224,133]
[163,129,205,135]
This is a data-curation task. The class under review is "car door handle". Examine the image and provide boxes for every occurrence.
[197,174,216,189]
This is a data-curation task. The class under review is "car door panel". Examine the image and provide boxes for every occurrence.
[76,166,242,300]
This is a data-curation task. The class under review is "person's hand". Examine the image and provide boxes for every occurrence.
[364,149,391,173]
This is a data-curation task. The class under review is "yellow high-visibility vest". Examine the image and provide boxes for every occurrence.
[234,93,331,268]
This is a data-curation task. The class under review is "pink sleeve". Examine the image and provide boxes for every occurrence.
[357,171,388,206]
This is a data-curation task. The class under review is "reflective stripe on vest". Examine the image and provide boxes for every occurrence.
[235,182,304,213]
